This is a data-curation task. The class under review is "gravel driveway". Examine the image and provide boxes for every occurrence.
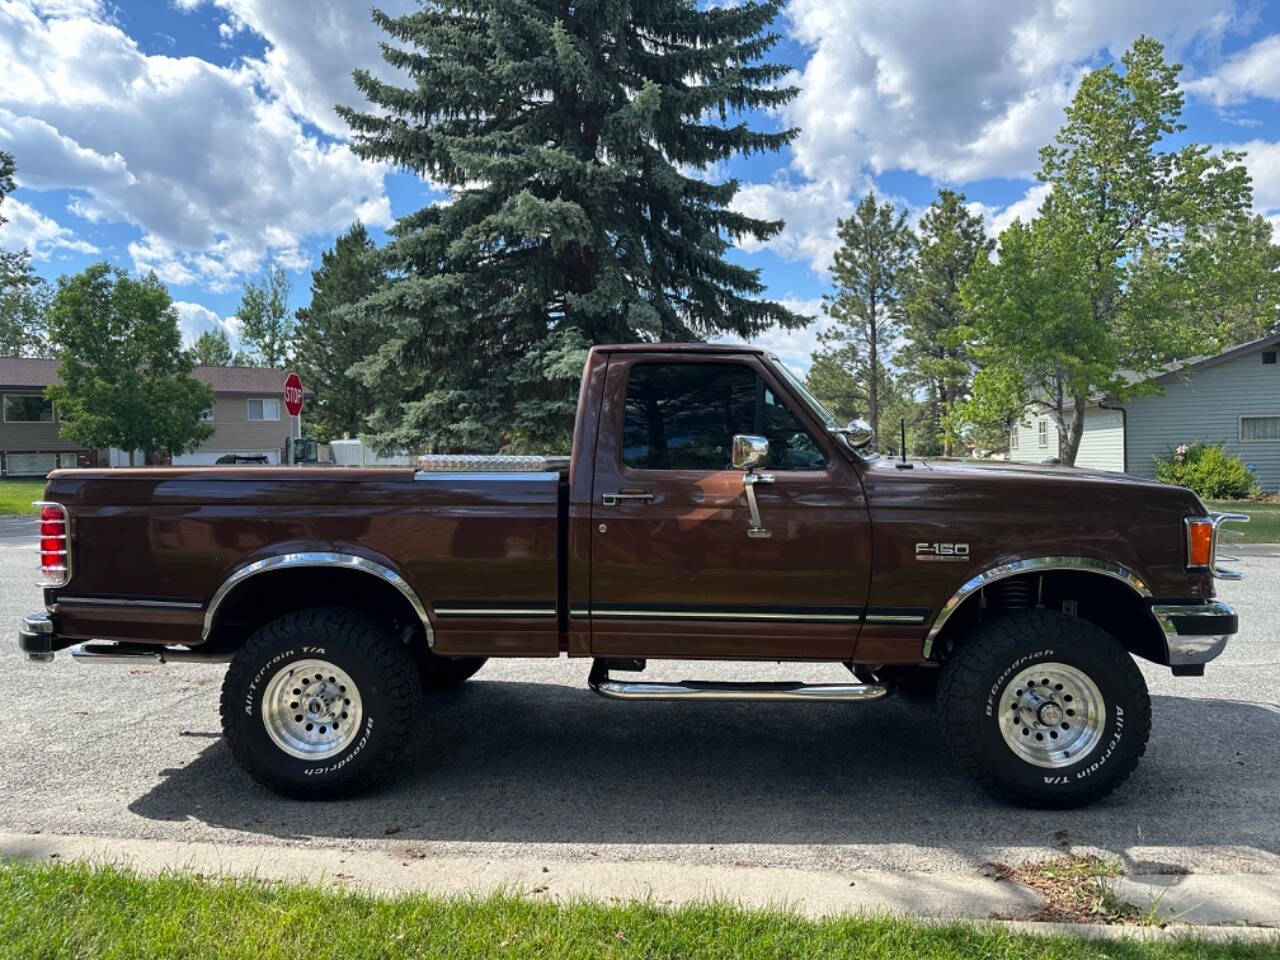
[3,516,1278,878]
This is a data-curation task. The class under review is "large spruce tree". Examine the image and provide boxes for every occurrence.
[340,0,804,452]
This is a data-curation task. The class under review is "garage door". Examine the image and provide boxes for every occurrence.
[5,453,57,476]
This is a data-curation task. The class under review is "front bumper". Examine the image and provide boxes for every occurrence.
[1152,600,1237,673]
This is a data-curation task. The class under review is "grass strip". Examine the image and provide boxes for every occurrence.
[0,478,44,516]
[1206,500,1280,544]
[0,860,1274,960]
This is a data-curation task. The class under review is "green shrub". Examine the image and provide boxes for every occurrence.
[1154,442,1259,499]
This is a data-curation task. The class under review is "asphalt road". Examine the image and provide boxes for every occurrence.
[3,516,1278,877]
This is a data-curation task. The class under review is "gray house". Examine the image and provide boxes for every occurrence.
[1010,332,1280,491]
[0,357,304,475]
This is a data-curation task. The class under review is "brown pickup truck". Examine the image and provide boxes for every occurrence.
[21,344,1244,807]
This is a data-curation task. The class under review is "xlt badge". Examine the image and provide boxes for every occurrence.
[916,542,970,562]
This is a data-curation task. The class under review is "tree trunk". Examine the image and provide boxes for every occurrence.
[868,293,879,441]
[1058,396,1086,466]
[128,449,136,467]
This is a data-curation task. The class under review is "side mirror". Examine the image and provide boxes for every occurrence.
[732,434,770,471]
[838,419,875,450]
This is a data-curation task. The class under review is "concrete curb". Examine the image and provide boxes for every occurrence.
[1,830,1277,943]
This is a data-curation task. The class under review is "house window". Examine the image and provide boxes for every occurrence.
[3,394,54,423]
[1010,428,1019,450]
[247,398,280,421]
[199,407,215,423]
[1037,420,1048,447]
[1240,416,1280,442]
[1263,351,1277,365]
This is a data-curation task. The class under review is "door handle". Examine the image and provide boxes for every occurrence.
[602,491,655,507]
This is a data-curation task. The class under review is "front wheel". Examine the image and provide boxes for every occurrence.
[220,607,423,798]
[937,609,1151,808]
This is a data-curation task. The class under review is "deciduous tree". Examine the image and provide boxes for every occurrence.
[46,264,214,465]
[957,37,1251,465]
[236,266,293,369]
[0,150,50,357]
[340,0,805,452]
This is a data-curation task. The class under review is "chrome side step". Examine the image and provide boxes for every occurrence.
[587,661,891,701]
[71,642,232,664]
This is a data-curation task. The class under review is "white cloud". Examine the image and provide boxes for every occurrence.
[0,196,98,258]
[174,0,417,139]
[0,0,393,287]
[1188,34,1280,105]
[966,182,1052,238]
[733,178,859,274]
[172,300,241,346]
[1223,138,1280,220]
[781,0,1239,188]
[742,297,831,374]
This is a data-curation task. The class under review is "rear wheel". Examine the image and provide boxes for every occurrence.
[937,609,1151,808]
[220,607,422,798]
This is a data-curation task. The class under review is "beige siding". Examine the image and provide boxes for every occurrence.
[172,395,299,463]
[0,393,84,455]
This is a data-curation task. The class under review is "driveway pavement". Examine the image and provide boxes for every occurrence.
[3,515,1279,892]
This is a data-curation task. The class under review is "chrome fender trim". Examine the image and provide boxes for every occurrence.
[202,552,431,643]
[922,556,1152,659]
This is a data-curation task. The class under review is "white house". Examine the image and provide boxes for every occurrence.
[1009,332,1280,491]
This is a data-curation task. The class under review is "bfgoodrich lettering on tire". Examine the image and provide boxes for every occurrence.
[220,607,422,798]
[937,609,1151,808]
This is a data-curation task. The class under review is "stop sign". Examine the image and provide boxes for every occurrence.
[283,372,304,417]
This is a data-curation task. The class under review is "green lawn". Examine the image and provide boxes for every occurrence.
[1207,500,1280,543]
[0,861,1273,960]
[0,478,45,516]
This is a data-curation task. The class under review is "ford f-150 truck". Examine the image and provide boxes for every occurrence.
[20,344,1245,807]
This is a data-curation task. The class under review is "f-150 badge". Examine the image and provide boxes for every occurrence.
[916,542,970,562]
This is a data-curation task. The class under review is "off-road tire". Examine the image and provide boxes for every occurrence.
[220,607,422,798]
[937,609,1151,808]
[418,653,488,690]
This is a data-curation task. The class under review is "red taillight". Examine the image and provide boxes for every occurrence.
[36,502,69,586]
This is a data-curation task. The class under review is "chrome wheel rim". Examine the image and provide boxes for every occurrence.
[261,658,363,761]
[997,662,1105,769]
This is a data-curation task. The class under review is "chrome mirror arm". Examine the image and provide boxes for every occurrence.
[743,470,775,539]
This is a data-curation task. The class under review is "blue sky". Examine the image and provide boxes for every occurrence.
[3,0,1280,372]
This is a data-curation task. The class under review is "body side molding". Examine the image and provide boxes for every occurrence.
[922,556,1153,659]
[201,552,432,643]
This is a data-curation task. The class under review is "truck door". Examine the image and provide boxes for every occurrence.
[588,354,872,660]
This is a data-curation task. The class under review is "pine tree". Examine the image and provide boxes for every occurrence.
[190,328,234,366]
[899,189,991,456]
[813,192,913,442]
[340,0,804,452]
[294,223,386,441]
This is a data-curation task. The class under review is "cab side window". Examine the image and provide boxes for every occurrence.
[622,362,826,471]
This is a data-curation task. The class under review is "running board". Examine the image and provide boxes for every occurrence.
[587,662,891,702]
[71,642,232,664]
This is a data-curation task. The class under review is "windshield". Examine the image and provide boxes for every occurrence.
[772,356,840,430]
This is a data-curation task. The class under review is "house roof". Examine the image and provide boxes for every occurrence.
[0,356,310,396]
[1151,330,1280,385]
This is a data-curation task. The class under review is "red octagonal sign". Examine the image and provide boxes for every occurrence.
[283,372,304,417]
